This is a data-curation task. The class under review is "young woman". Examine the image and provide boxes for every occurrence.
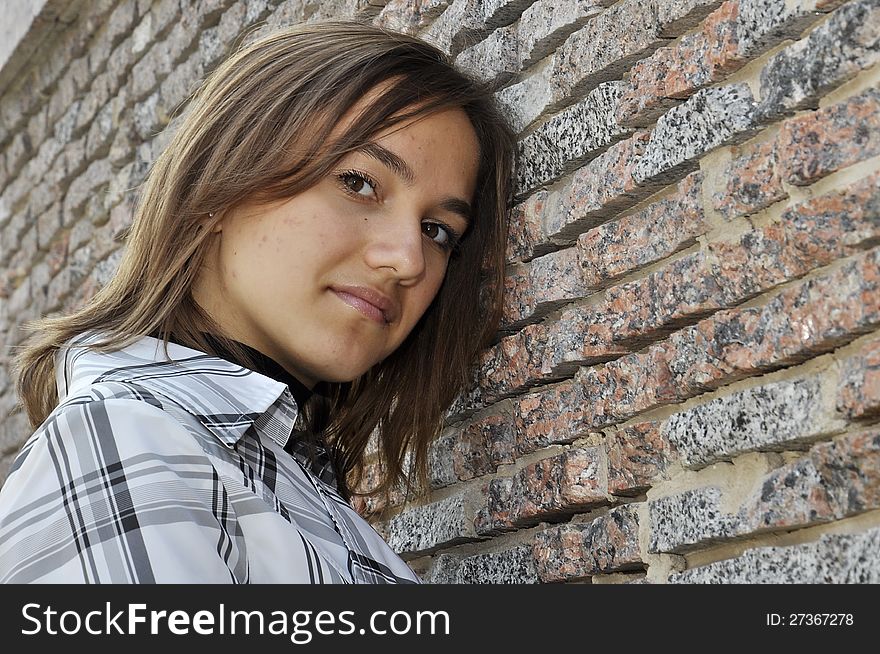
[0,20,514,583]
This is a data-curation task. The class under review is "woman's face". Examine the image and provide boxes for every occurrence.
[193,103,481,388]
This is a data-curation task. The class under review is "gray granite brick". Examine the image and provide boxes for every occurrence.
[495,65,553,134]
[670,526,880,583]
[661,375,843,469]
[516,81,627,197]
[758,0,880,120]
[649,487,739,553]
[384,492,483,556]
[633,83,758,185]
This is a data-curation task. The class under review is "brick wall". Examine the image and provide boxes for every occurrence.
[1,0,879,583]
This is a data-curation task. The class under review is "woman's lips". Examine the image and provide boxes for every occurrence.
[331,288,388,325]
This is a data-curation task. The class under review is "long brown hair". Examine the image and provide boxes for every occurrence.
[11,20,515,505]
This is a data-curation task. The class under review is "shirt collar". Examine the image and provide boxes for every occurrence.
[56,330,296,449]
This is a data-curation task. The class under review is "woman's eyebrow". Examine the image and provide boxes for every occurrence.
[358,142,473,225]
[359,142,416,185]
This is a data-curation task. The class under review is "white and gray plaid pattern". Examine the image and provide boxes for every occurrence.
[0,331,420,584]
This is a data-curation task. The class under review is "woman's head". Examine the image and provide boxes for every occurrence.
[193,92,481,388]
[14,20,516,503]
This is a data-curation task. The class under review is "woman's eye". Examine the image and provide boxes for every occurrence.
[338,171,377,198]
[422,221,459,251]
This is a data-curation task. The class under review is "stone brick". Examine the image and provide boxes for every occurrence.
[811,428,880,517]
[662,375,841,470]
[618,1,741,127]
[494,65,553,134]
[36,203,62,252]
[502,246,586,328]
[651,428,880,553]
[549,0,665,107]
[516,81,627,197]
[540,252,726,378]
[539,301,630,376]
[474,476,515,535]
[471,322,547,405]
[505,189,553,264]
[567,246,880,432]
[481,0,539,29]
[418,0,484,56]
[633,83,758,185]
[430,545,539,583]
[532,503,643,582]
[777,86,880,186]
[518,0,603,68]
[656,0,724,36]
[452,407,516,481]
[710,171,880,301]
[758,0,880,120]
[577,171,706,289]
[736,0,831,58]
[547,130,651,241]
[837,338,880,420]
[606,420,679,495]
[423,552,460,583]
[513,381,592,456]
[383,492,482,556]
[648,486,739,553]
[454,23,519,85]
[428,428,457,490]
[507,446,607,525]
[669,526,880,583]
[715,138,787,218]
[373,0,450,34]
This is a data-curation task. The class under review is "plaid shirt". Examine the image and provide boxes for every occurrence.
[0,330,421,584]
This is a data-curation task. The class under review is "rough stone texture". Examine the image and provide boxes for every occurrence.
[549,0,665,107]
[418,0,484,56]
[662,375,842,470]
[758,0,880,119]
[452,407,517,480]
[383,492,482,556]
[532,503,643,581]
[837,338,880,420]
[651,427,880,553]
[517,0,603,68]
[577,171,706,289]
[649,487,739,553]
[474,476,516,535]
[422,552,461,583]
[427,544,540,583]
[374,0,450,34]
[454,22,520,85]
[513,380,593,456]
[516,81,627,197]
[547,130,651,241]
[633,83,758,185]
[670,526,880,583]
[495,64,554,134]
[713,138,788,219]
[777,86,880,186]
[428,429,458,489]
[505,446,608,525]
[617,1,741,127]
[547,246,880,434]
[505,188,553,264]
[606,420,679,496]
[656,0,725,36]
[502,246,587,328]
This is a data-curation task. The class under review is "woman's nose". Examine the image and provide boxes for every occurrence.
[362,214,426,283]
